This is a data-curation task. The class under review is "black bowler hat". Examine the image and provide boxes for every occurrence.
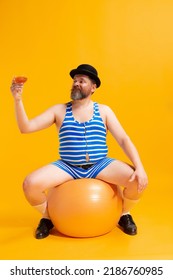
[70,64,101,88]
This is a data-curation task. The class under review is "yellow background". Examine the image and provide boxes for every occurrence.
[0,0,173,259]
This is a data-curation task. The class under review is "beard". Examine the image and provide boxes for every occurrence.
[70,88,87,100]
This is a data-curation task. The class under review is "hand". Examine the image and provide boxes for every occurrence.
[10,77,25,101]
[129,167,148,193]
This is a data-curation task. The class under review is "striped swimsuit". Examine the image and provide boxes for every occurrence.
[52,102,115,179]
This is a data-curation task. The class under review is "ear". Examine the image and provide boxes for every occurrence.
[91,83,97,93]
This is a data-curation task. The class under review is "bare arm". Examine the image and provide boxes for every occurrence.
[10,79,59,133]
[102,105,148,191]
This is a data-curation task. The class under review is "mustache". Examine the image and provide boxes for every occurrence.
[71,85,81,91]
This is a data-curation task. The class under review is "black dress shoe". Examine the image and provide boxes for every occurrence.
[35,218,54,239]
[118,214,137,235]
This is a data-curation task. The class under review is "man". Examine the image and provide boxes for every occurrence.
[11,64,148,239]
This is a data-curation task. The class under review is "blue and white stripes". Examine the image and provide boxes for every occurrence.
[58,102,108,165]
[52,157,114,179]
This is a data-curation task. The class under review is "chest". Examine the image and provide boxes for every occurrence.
[72,106,94,123]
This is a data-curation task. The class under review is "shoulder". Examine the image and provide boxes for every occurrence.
[97,103,114,116]
[49,103,68,128]
[48,103,68,116]
[96,103,116,127]
[51,103,67,111]
[97,103,120,125]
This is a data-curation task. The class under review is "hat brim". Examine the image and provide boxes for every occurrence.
[70,69,101,88]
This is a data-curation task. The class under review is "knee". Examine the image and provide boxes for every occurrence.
[23,175,36,195]
[123,182,144,200]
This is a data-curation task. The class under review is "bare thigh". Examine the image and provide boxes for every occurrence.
[23,164,74,193]
[96,160,144,199]
[96,160,134,187]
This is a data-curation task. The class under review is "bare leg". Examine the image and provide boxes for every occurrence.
[96,160,145,235]
[23,164,73,206]
[23,164,73,205]
[96,160,144,201]
[23,164,74,239]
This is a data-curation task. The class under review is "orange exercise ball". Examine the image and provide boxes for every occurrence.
[48,178,122,237]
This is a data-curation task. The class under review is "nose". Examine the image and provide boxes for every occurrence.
[74,80,80,86]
